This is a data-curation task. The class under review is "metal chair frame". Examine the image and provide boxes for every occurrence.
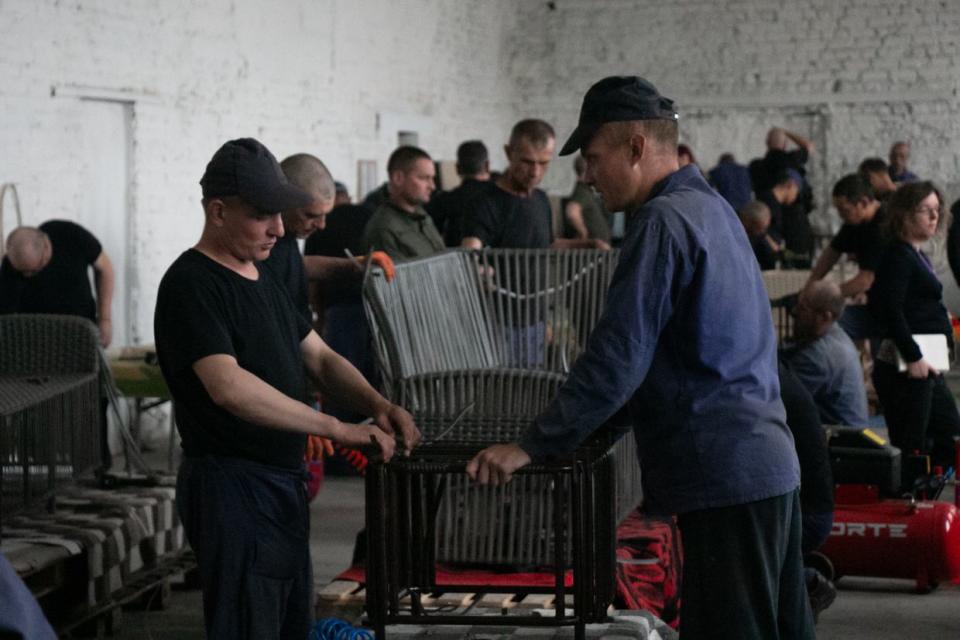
[361,249,643,637]
[365,434,619,640]
[362,249,640,566]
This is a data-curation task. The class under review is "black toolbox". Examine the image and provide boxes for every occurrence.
[828,426,902,496]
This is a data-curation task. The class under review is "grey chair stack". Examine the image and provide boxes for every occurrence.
[363,249,643,566]
[0,314,101,532]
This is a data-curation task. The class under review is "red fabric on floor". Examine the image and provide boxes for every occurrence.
[336,509,681,627]
[337,564,574,588]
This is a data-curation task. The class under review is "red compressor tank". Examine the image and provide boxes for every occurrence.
[819,499,960,592]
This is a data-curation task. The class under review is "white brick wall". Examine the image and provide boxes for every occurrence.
[0,0,517,342]
[507,0,960,225]
[3,0,960,342]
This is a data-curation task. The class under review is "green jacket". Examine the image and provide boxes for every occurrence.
[362,201,445,260]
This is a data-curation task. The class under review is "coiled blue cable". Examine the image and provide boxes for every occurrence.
[310,618,375,640]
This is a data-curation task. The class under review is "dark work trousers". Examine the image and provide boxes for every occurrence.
[177,455,312,640]
[873,361,960,488]
[801,510,834,555]
[677,489,815,640]
[321,302,375,423]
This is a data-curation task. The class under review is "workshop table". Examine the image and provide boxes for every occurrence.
[107,347,176,472]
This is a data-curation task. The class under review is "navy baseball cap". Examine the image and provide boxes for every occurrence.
[785,169,804,187]
[200,138,312,212]
[559,76,679,156]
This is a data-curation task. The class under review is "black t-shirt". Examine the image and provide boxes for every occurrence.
[462,185,553,249]
[425,178,492,246]
[829,206,887,273]
[778,361,834,514]
[261,234,310,322]
[304,204,371,306]
[749,149,815,243]
[305,204,372,259]
[749,148,809,194]
[361,183,389,214]
[0,220,102,322]
[154,249,312,469]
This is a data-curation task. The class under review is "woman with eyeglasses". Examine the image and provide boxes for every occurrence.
[871,181,960,493]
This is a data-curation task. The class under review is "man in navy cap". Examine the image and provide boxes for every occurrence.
[756,167,803,246]
[467,78,814,638]
[750,127,817,261]
[154,138,420,639]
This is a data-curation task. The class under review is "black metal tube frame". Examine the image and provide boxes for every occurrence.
[364,438,618,640]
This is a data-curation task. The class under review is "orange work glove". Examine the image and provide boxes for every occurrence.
[305,435,334,462]
[359,251,396,282]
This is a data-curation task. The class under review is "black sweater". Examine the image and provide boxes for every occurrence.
[871,240,951,362]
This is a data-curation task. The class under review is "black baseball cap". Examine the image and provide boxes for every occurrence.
[559,76,679,156]
[200,138,313,212]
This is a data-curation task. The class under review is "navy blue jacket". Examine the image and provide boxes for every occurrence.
[708,161,753,212]
[519,165,800,515]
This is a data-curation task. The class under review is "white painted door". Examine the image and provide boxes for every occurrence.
[77,100,131,347]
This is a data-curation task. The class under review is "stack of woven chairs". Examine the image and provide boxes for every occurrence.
[0,314,101,533]
[363,248,643,568]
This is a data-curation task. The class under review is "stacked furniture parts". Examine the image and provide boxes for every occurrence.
[362,249,644,639]
[0,314,101,525]
[0,314,188,634]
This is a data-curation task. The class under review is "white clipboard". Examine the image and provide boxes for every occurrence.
[897,334,951,373]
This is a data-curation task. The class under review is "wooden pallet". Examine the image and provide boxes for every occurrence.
[316,579,580,619]
[315,581,674,639]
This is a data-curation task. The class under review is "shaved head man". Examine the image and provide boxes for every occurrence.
[1,222,114,346]
[749,126,816,258]
[260,152,336,321]
[1,219,116,472]
[279,153,336,239]
[784,279,870,428]
[261,153,392,323]
[5,227,47,275]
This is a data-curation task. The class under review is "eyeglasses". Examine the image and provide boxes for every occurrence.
[913,206,940,218]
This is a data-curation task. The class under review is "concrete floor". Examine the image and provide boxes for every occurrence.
[108,472,960,640]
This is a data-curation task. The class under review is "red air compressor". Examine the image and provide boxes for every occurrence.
[815,428,960,592]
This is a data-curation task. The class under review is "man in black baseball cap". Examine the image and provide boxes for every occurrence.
[200,137,313,214]
[155,137,418,638]
[558,75,678,157]
[468,76,814,638]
